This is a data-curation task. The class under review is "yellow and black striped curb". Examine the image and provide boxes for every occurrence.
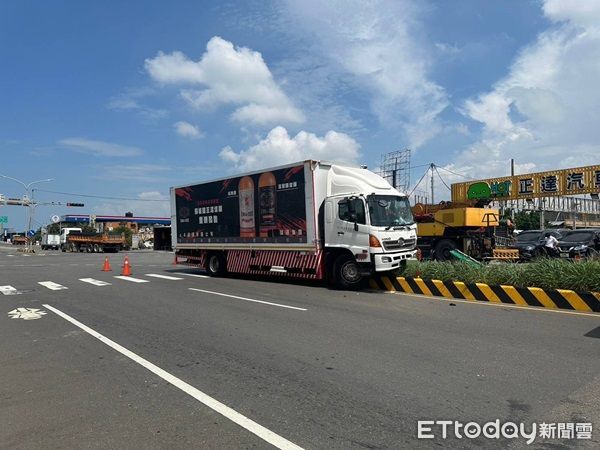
[370,276,600,314]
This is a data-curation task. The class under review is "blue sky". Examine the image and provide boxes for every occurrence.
[2,0,599,231]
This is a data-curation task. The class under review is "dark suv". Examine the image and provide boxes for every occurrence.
[557,229,600,259]
[511,229,567,260]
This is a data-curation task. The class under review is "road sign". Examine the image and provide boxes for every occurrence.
[27,230,35,237]
[0,216,7,224]
[51,215,60,223]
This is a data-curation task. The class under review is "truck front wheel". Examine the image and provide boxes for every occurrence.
[333,254,363,290]
[206,253,226,277]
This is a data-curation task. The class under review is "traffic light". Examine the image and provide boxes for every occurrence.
[66,202,85,207]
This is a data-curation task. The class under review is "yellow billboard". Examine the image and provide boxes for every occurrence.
[451,164,600,202]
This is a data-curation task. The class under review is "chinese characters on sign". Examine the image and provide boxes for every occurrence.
[566,172,584,190]
[456,165,600,202]
[540,175,558,193]
[518,178,533,195]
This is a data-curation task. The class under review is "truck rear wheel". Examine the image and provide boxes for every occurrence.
[434,239,457,261]
[206,253,226,277]
[333,254,363,290]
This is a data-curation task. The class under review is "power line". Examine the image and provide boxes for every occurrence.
[434,166,451,190]
[409,167,431,196]
[435,166,473,180]
[32,188,169,202]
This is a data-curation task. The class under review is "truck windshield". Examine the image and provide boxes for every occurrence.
[367,195,413,227]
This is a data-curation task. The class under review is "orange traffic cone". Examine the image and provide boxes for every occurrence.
[121,256,132,276]
[102,257,112,272]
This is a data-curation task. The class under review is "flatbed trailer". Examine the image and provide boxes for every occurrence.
[63,232,126,253]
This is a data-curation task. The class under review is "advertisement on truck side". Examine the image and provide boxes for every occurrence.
[174,165,307,244]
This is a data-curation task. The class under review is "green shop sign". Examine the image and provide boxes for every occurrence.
[466,181,512,200]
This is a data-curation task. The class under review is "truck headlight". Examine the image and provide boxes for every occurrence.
[382,256,392,263]
[369,234,382,248]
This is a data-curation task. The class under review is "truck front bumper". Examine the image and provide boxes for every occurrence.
[373,250,417,272]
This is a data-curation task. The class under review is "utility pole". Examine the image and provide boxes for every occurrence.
[430,163,435,205]
[0,175,54,252]
[510,159,515,222]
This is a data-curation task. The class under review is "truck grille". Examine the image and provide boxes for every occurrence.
[382,238,416,251]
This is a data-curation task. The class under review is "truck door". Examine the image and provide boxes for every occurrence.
[327,197,369,254]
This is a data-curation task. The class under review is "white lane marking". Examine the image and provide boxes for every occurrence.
[188,288,307,311]
[114,276,149,283]
[175,272,209,278]
[38,281,68,291]
[0,285,20,295]
[8,307,46,320]
[80,278,112,287]
[42,304,304,450]
[145,274,183,281]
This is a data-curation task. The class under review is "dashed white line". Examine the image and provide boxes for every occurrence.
[145,274,183,281]
[175,272,209,278]
[38,281,68,291]
[113,276,149,283]
[0,285,20,295]
[42,304,304,450]
[188,288,307,311]
[80,278,112,287]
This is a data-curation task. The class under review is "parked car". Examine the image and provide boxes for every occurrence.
[511,229,568,260]
[557,228,600,259]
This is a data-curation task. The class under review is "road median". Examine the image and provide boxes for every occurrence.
[370,275,600,314]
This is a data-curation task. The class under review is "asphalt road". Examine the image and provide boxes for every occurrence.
[1,244,599,449]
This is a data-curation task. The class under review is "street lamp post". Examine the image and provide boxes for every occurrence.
[0,175,54,251]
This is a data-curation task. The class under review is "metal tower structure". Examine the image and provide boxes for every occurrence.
[379,149,411,192]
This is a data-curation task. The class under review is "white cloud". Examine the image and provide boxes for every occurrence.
[173,121,203,139]
[107,88,168,120]
[219,126,360,171]
[280,0,449,148]
[58,138,143,157]
[94,164,171,182]
[138,191,168,201]
[145,36,305,126]
[455,0,600,178]
[543,0,600,27]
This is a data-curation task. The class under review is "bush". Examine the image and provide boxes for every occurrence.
[114,226,133,248]
[403,259,600,293]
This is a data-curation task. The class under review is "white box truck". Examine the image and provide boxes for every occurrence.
[170,160,417,288]
[41,233,60,250]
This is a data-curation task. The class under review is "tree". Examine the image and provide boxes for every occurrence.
[114,225,133,248]
[513,210,542,230]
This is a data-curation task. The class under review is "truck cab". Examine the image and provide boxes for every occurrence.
[322,165,417,288]
[60,227,82,251]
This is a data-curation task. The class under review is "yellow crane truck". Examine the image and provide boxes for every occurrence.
[412,202,512,261]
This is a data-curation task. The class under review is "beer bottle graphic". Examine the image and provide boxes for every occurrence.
[258,172,277,237]
[238,176,255,237]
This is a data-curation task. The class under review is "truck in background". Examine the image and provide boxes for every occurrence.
[171,160,417,289]
[41,233,60,250]
[412,202,506,261]
[60,227,126,253]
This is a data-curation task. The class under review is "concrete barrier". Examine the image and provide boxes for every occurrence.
[370,276,600,313]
